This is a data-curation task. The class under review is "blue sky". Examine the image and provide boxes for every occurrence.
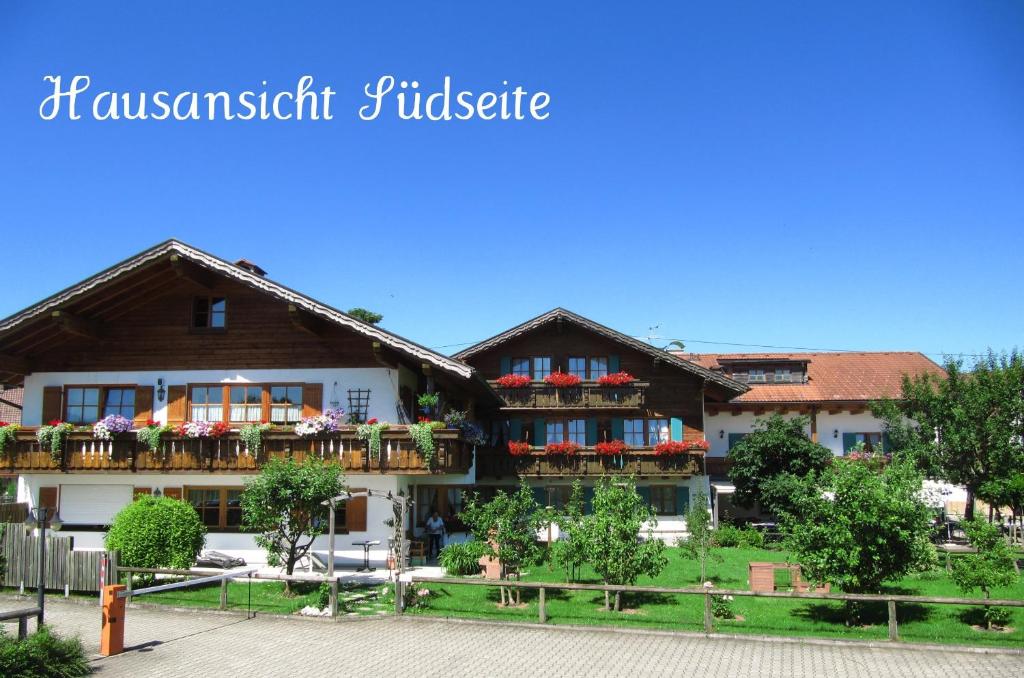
[1,2,1021,362]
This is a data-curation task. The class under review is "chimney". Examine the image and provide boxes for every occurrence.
[234,259,267,277]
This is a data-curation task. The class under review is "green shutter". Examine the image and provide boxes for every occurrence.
[611,418,624,441]
[509,418,522,442]
[670,417,684,442]
[727,433,746,449]
[842,432,857,453]
[608,355,620,373]
[585,418,598,446]
[532,485,547,508]
[676,486,690,515]
[534,418,547,446]
[583,486,595,514]
[636,485,651,508]
[882,432,892,453]
[500,357,511,375]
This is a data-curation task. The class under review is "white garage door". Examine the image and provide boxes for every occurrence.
[59,484,133,525]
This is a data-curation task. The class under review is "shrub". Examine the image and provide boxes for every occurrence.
[0,626,90,678]
[105,496,206,571]
[711,594,735,619]
[984,606,1013,628]
[439,541,486,576]
[714,524,764,549]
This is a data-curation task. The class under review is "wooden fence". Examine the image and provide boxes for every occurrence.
[407,576,1024,641]
[0,524,118,593]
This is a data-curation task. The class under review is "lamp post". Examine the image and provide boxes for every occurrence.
[24,506,62,626]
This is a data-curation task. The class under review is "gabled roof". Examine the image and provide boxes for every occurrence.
[683,351,945,403]
[0,239,475,381]
[454,307,748,397]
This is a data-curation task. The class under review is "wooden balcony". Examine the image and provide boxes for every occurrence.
[0,428,473,476]
[476,449,703,478]
[489,381,649,410]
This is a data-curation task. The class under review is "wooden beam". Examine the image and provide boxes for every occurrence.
[50,310,100,340]
[0,353,30,375]
[169,255,216,289]
[287,304,326,336]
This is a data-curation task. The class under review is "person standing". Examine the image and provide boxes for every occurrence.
[425,511,446,560]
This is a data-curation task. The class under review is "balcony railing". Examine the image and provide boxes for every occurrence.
[476,449,703,478]
[0,428,473,475]
[489,381,649,409]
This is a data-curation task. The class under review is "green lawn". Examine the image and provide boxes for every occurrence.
[408,547,1024,648]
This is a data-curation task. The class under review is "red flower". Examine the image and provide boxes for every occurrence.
[176,423,189,436]
[597,372,635,387]
[417,416,431,423]
[367,417,378,425]
[544,441,580,456]
[653,440,709,456]
[543,372,581,388]
[48,419,63,427]
[594,440,628,456]
[145,419,157,427]
[507,441,532,456]
[0,421,8,428]
[496,374,531,388]
[209,422,230,438]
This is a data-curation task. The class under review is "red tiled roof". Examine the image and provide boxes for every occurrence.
[678,352,945,403]
[0,386,22,424]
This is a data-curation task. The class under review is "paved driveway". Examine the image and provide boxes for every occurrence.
[10,597,1023,677]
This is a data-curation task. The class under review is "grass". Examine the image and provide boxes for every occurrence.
[407,547,1024,648]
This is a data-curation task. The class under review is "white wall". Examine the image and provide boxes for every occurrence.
[705,409,888,458]
[22,367,404,426]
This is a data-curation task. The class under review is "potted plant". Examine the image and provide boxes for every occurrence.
[294,408,344,437]
[594,439,628,456]
[177,420,230,438]
[496,374,531,388]
[417,392,440,419]
[407,418,445,466]
[136,419,172,453]
[544,441,580,456]
[597,372,635,386]
[37,419,74,462]
[543,371,581,388]
[356,417,390,460]
[508,441,532,456]
[92,414,134,441]
[0,421,19,454]
[239,421,275,454]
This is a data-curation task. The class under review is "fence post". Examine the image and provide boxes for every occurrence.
[125,572,133,605]
[394,580,404,615]
[887,599,898,641]
[219,578,228,610]
[539,586,546,624]
[703,591,713,633]
[329,579,339,618]
[17,616,27,640]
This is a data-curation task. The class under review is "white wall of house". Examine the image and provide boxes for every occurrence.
[705,411,810,457]
[705,409,891,458]
[21,367,404,426]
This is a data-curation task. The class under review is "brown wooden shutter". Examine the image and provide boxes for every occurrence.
[345,488,367,532]
[41,387,63,423]
[302,383,323,418]
[133,386,154,427]
[166,385,187,425]
[133,487,152,500]
[39,486,58,526]
[163,487,183,501]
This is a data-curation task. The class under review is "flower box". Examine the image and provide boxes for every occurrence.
[593,440,629,456]
[544,441,580,456]
[543,372,581,388]
[496,374,532,389]
[597,372,635,387]
[508,441,532,456]
[654,440,709,456]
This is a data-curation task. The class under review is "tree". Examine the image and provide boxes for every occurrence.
[878,351,1024,520]
[549,480,589,583]
[782,458,933,622]
[978,474,1024,543]
[950,518,1018,629]
[105,496,206,572]
[461,480,546,605]
[347,307,383,325]
[581,477,667,611]
[240,457,344,591]
[727,414,832,517]
[678,488,718,584]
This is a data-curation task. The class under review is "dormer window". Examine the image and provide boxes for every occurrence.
[748,369,767,383]
[774,369,792,383]
[193,297,226,329]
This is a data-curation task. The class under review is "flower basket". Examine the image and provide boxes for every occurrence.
[544,441,580,456]
[496,374,531,388]
[507,441,532,456]
[543,372,581,388]
[597,372,635,387]
[93,414,134,441]
[294,408,345,437]
[654,440,709,456]
[593,440,628,456]
[178,421,231,439]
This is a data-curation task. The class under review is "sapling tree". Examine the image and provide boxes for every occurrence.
[950,518,1018,629]
[678,488,718,584]
[549,480,589,583]
[581,477,667,611]
[240,457,344,592]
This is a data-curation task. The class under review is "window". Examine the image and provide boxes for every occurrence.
[623,418,645,447]
[546,486,573,511]
[229,385,263,422]
[647,418,670,445]
[773,369,791,383]
[511,358,531,377]
[650,486,677,516]
[187,487,244,529]
[589,357,609,380]
[102,388,135,419]
[193,296,226,329]
[748,369,766,383]
[852,432,883,453]
[190,386,224,422]
[568,419,587,445]
[568,357,587,380]
[270,386,303,424]
[545,420,565,445]
[533,356,551,380]
[64,387,100,424]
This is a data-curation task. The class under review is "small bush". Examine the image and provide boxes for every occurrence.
[439,541,486,576]
[984,606,1012,628]
[316,581,332,611]
[711,594,735,619]
[0,626,90,677]
[105,496,206,572]
[714,524,764,549]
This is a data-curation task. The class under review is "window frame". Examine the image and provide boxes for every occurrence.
[510,357,532,378]
[747,369,767,383]
[588,356,609,380]
[532,356,552,381]
[851,432,883,453]
[567,356,587,380]
[63,384,137,425]
[185,485,246,530]
[650,485,677,516]
[187,383,305,425]
[191,296,227,330]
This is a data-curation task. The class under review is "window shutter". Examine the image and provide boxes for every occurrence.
[302,383,323,418]
[509,418,522,443]
[41,387,63,423]
[882,433,892,453]
[611,418,624,441]
[585,418,598,446]
[345,489,367,532]
[841,433,857,453]
[531,485,547,508]
[166,386,187,425]
[533,418,546,446]
[163,487,183,501]
[727,433,746,450]
[636,485,651,508]
[608,355,620,373]
[670,417,684,442]
[500,357,511,375]
[676,486,690,515]
[133,488,152,500]
[133,386,154,427]
[582,486,595,514]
